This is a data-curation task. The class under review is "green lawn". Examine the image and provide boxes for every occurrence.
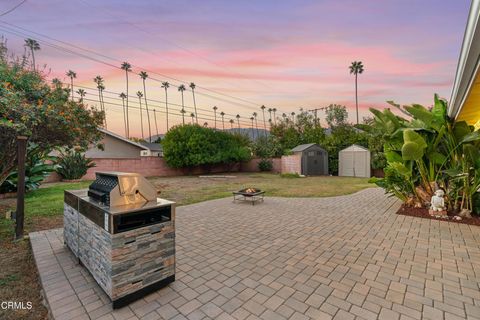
[0,173,372,320]
[0,173,372,240]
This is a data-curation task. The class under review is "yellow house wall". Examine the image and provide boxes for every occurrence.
[457,70,480,130]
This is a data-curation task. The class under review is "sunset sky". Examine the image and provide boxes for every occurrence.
[0,0,471,136]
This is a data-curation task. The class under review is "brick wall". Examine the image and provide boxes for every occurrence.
[46,157,283,182]
[281,154,302,174]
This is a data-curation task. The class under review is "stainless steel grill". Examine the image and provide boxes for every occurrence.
[64,172,175,308]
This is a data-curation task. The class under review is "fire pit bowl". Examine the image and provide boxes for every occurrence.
[233,187,265,205]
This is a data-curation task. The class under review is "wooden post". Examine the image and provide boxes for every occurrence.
[15,136,28,241]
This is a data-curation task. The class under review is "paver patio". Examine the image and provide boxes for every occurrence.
[30,188,480,320]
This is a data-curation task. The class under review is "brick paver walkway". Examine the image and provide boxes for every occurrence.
[30,188,480,320]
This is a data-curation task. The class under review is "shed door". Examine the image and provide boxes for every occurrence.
[354,152,367,177]
[342,152,354,176]
[305,150,324,175]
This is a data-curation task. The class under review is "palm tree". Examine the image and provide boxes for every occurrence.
[76,89,86,103]
[190,112,195,124]
[236,114,241,129]
[66,70,76,101]
[24,38,40,71]
[250,116,255,139]
[121,62,132,137]
[153,109,159,136]
[349,61,364,125]
[94,75,105,120]
[267,108,272,123]
[178,84,186,125]
[51,78,62,88]
[189,82,198,124]
[220,111,225,130]
[137,91,145,140]
[180,108,186,125]
[260,105,267,135]
[161,81,170,130]
[213,106,218,129]
[140,71,152,142]
[272,108,277,124]
[120,93,128,137]
[291,112,296,124]
[282,113,287,121]
[253,112,259,137]
[98,84,106,128]
[203,122,209,127]
[229,119,234,129]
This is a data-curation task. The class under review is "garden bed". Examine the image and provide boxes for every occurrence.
[397,204,480,226]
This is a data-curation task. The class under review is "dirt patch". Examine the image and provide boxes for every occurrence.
[397,204,480,226]
[0,240,48,320]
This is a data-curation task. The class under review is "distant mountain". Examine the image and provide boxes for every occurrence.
[148,134,165,142]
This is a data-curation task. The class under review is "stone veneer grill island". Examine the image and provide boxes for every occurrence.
[63,172,176,308]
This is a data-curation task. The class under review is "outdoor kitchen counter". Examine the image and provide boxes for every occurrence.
[64,188,176,308]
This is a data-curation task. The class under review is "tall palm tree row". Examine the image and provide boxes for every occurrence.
[136,91,145,140]
[272,108,277,124]
[66,70,77,101]
[178,84,187,125]
[190,113,195,124]
[220,111,225,130]
[229,119,234,129]
[121,62,132,137]
[212,106,218,129]
[140,71,152,142]
[189,82,198,124]
[236,114,241,129]
[349,61,364,125]
[291,112,296,124]
[119,93,128,137]
[24,38,40,71]
[161,81,170,131]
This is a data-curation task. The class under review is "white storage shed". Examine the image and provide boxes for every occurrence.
[338,145,371,178]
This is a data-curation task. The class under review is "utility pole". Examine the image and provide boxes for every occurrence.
[307,107,325,127]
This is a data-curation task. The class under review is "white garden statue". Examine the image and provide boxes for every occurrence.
[430,189,446,211]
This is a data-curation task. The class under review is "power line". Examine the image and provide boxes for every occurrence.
[0,20,266,111]
[0,0,27,17]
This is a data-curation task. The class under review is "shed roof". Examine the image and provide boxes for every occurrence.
[340,144,369,152]
[291,143,321,152]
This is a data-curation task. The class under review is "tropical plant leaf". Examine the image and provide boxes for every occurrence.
[403,129,427,149]
[402,141,424,161]
[385,151,403,163]
[389,162,411,178]
[431,94,447,122]
[453,121,471,142]
[460,130,480,144]
[427,151,446,165]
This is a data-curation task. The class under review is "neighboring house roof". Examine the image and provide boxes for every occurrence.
[448,0,480,126]
[98,128,149,150]
[140,142,163,152]
[291,143,320,152]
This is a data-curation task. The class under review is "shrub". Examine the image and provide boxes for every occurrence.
[0,145,56,193]
[162,124,251,168]
[258,159,273,171]
[0,41,104,186]
[56,151,95,180]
